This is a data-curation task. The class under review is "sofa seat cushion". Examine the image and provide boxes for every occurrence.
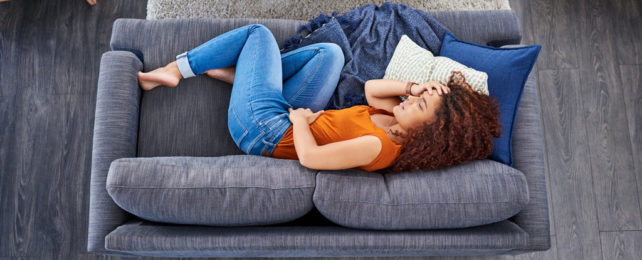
[313,159,529,230]
[106,156,316,226]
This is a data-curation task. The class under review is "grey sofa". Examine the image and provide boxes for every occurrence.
[88,10,551,257]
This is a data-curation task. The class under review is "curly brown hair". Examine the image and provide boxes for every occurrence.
[380,71,502,173]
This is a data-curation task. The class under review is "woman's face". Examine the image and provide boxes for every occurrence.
[393,92,443,130]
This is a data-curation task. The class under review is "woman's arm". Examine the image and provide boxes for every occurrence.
[293,120,381,169]
[292,119,319,160]
[365,79,410,97]
[289,108,381,170]
[364,79,408,112]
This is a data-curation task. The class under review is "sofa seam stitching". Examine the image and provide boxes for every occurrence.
[107,185,316,190]
[314,199,524,205]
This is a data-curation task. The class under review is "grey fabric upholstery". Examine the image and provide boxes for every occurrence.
[429,10,522,47]
[506,69,552,252]
[104,220,528,257]
[106,156,316,226]
[314,160,529,230]
[89,51,142,256]
[89,10,551,257]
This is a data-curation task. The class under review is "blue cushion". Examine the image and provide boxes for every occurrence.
[439,31,541,166]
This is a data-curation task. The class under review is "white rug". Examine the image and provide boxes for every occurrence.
[147,0,510,20]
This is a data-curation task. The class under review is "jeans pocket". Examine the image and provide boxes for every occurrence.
[261,139,276,156]
[228,106,249,147]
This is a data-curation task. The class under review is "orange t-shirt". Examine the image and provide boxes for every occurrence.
[271,105,403,172]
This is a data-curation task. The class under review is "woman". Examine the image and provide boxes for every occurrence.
[138,24,502,173]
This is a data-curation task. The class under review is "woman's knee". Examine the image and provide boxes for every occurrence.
[317,43,345,67]
[248,24,269,34]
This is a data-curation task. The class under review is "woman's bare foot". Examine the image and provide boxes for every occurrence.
[137,61,183,91]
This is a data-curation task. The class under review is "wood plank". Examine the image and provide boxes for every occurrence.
[51,0,102,95]
[527,0,581,70]
[1,0,60,255]
[600,231,642,260]
[0,0,23,97]
[611,0,641,65]
[3,91,39,257]
[577,0,642,232]
[7,91,92,258]
[619,65,642,216]
[0,5,19,255]
[12,0,60,96]
[0,95,19,257]
[538,69,602,260]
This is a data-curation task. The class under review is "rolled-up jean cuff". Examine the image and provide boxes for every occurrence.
[176,52,196,78]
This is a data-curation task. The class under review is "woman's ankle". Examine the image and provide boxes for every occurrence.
[167,61,183,81]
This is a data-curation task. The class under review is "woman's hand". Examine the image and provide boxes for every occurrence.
[411,81,450,96]
[288,107,324,125]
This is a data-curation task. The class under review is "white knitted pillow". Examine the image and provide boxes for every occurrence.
[384,35,489,101]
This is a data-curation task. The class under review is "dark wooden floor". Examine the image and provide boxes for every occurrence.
[0,0,640,259]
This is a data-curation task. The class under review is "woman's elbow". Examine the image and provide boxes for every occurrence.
[364,80,375,88]
[298,153,312,168]
[296,149,312,168]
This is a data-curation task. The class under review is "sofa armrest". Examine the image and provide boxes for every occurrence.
[507,66,552,252]
[88,51,142,255]
[428,10,522,47]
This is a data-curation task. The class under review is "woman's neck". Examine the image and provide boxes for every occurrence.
[385,117,406,144]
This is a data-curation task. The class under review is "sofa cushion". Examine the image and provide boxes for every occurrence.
[439,31,541,167]
[106,156,316,226]
[384,34,489,97]
[313,159,529,230]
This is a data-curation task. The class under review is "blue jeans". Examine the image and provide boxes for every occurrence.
[176,24,345,157]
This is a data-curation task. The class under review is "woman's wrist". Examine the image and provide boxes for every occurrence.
[291,118,319,160]
[406,81,418,96]
[291,117,304,125]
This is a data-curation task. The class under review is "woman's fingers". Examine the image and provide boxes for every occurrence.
[435,82,444,95]
[425,82,450,95]
[428,83,439,95]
